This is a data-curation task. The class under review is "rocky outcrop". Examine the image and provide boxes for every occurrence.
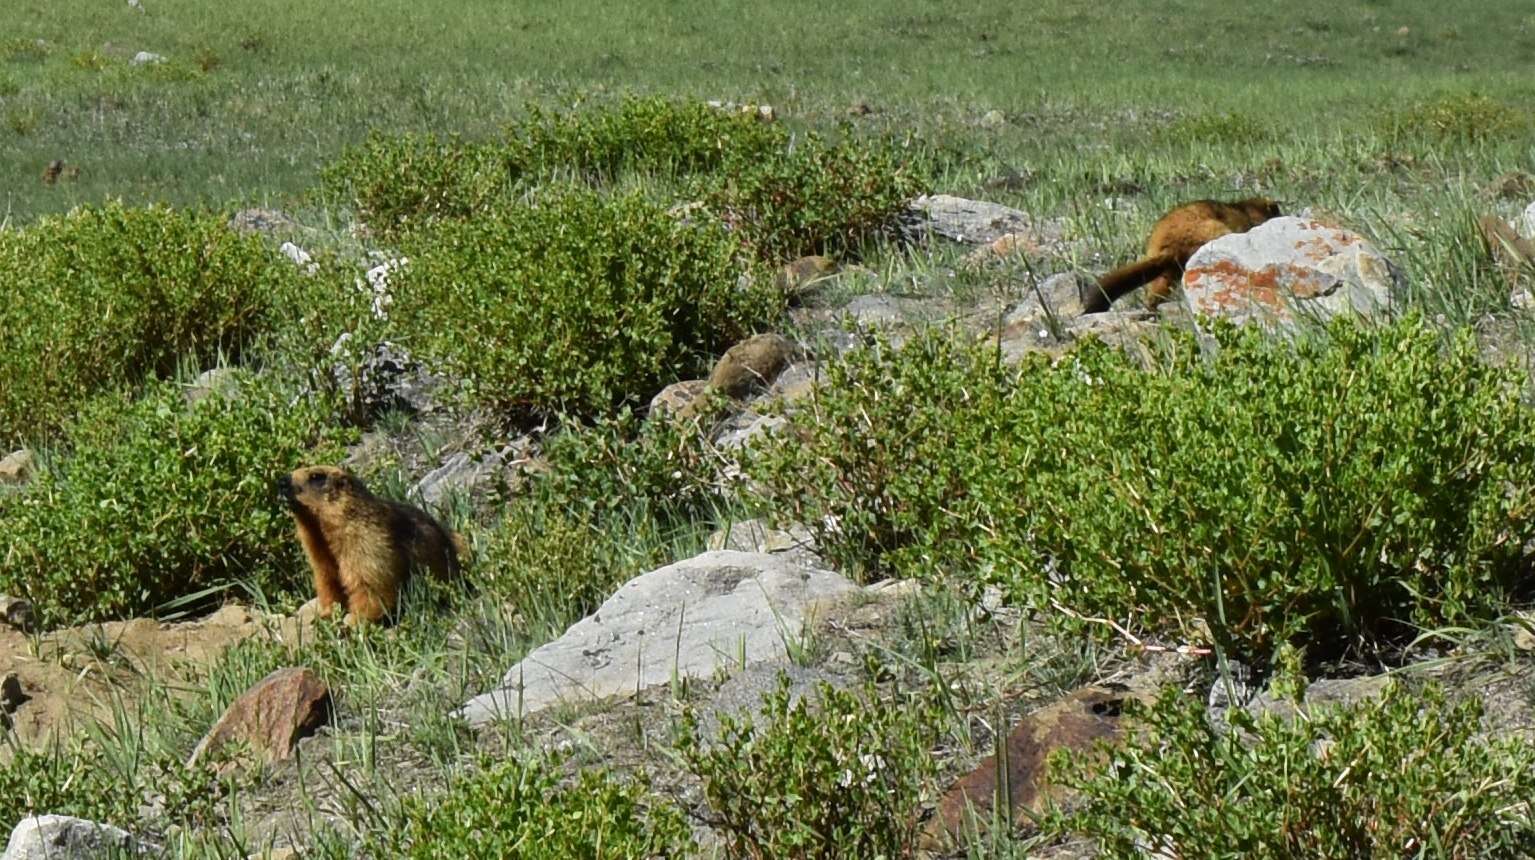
[188,667,331,771]
[1181,217,1404,327]
[457,550,859,724]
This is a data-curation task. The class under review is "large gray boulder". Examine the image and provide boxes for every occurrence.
[908,194,1036,245]
[457,550,859,724]
[1181,216,1404,327]
[3,815,152,859]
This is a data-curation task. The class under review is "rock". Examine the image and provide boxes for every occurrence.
[1181,217,1405,327]
[130,51,165,66]
[0,450,35,486]
[922,686,1136,848]
[908,194,1037,245]
[1002,272,1096,324]
[775,256,839,303]
[715,412,787,451]
[1518,201,1535,240]
[188,667,331,771]
[649,380,712,419]
[0,597,37,633]
[227,208,294,235]
[3,815,152,859]
[184,367,242,406]
[979,109,1006,128]
[409,442,530,509]
[457,550,860,724]
[1208,672,1389,728]
[841,294,953,329]
[705,100,775,122]
[963,231,1047,267]
[707,519,817,560]
[329,334,442,421]
[763,360,819,405]
[708,334,797,399]
[278,242,318,275]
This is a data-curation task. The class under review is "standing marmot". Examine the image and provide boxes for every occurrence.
[279,465,466,625]
[1083,197,1282,313]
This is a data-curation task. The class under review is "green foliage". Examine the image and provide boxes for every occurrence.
[703,132,925,261]
[675,678,940,859]
[388,187,778,421]
[1377,93,1529,144]
[1157,110,1268,146]
[750,317,1535,657]
[322,97,924,258]
[0,202,313,445]
[0,373,353,625]
[1051,681,1535,858]
[378,755,690,859]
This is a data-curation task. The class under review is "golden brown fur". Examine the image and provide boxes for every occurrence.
[279,465,466,625]
[1083,197,1282,313]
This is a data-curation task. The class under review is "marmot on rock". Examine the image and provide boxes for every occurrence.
[1083,197,1282,313]
[279,465,466,625]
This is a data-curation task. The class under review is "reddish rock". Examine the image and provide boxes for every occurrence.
[922,686,1134,849]
[188,667,330,770]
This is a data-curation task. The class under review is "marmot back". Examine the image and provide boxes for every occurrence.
[279,465,466,625]
[1084,197,1282,313]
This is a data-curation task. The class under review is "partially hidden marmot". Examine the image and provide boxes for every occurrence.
[279,465,466,625]
[1083,197,1282,313]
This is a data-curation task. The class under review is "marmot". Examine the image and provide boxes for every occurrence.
[41,160,63,186]
[1083,197,1282,313]
[278,465,466,625]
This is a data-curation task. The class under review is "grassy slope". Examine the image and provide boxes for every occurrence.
[3,0,1534,219]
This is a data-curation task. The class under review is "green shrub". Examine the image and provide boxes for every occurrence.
[388,187,779,421]
[1051,681,1535,857]
[0,202,312,445]
[1157,110,1269,146]
[675,678,941,859]
[0,373,353,625]
[377,755,690,859]
[320,133,511,238]
[1377,93,1529,144]
[749,317,1535,657]
[704,133,925,261]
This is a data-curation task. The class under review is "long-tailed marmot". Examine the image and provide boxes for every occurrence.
[279,465,466,625]
[1083,197,1282,313]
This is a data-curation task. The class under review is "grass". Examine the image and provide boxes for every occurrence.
[5,0,1535,856]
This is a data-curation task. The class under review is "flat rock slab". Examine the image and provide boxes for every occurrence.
[458,550,859,724]
[3,815,152,859]
[909,194,1037,245]
[1182,216,1404,327]
[188,666,331,770]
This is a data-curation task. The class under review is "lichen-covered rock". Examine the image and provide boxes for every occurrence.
[1181,217,1404,327]
[188,667,331,771]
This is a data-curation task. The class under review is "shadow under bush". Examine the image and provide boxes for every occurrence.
[749,316,1535,658]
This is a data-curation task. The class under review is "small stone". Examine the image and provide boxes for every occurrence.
[708,333,797,399]
[0,449,35,486]
[188,667,331,771]
[980,109,1006,128]
[130,51,165,66]
[278,242,318,275]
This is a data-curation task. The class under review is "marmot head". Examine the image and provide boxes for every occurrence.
[278,465,369,513]
[1240,197,1283,223]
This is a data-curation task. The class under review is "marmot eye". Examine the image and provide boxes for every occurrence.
[306,473,327,488]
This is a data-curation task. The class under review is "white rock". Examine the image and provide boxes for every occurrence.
[129,51,164,66]
[909,194,1036,245]
[278,242,317,275]
[1181,216,1405,328]
[358,258,408,319]
[1517,201,1535,240]
[457,550,859,723]
[3,815,152,859]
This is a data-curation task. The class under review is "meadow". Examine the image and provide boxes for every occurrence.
[2,0,1535,857]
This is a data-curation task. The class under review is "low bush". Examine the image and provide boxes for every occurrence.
[376,755,690,859]
[387,187,779,421]
[749,317,1535,658]
[1051,681,1535,857]
[0,202,316,445]
[319,133,511,238]
[675,678,941,859]
[0,373,353,625]
[1377,93,1529,144]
